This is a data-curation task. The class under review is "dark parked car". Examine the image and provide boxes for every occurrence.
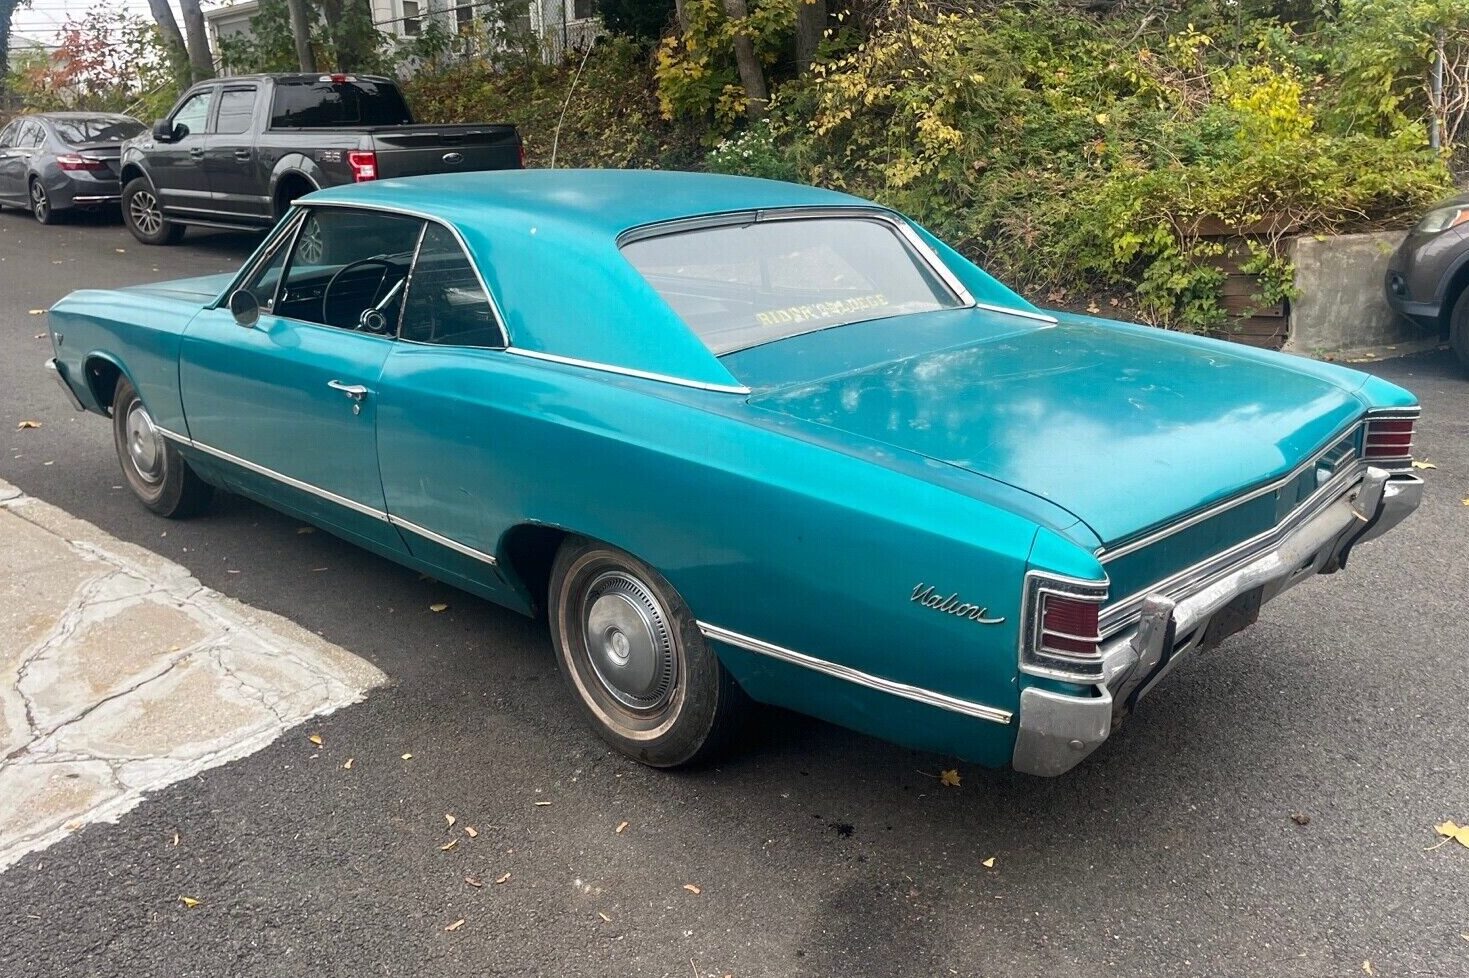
[1385,189,1469,368]
[118,73,522,246]
[0,112,145,224]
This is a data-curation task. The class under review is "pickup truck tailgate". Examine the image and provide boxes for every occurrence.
[367,125,522,177]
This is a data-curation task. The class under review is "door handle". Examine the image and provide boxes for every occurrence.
[327,380,369,400]
[189,147,205,158]
[234,149,251,161]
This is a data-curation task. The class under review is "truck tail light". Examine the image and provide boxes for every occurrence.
[56,154,108,171]
[1363,414,1415,464]
[1022,575,1108,682]
[348,150,377,182]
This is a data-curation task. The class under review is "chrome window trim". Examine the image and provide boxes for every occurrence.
[1097,413,1415,565]
[1097,458,1396,636]
[505,348,753,395]
[699,622,1013,725]
[214,208,308,309]
[156,426,497,566]
[1018,571,1110,683]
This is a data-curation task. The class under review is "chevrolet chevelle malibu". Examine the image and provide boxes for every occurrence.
[44,171,1423,776]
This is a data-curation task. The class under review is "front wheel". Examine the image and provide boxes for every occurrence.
[548,539,745,767]
[1449,288,1469,373]
[111,376,213,518]
[122,177,184,245]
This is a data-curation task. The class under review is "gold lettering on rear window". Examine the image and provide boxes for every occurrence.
[755,293,889,327]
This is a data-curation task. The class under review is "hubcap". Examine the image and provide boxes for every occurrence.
[31,183,46,220]
[582,571,677,711]
[129,190,162,235]
[125,401,164,484]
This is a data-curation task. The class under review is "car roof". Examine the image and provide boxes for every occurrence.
[301,170,884,390]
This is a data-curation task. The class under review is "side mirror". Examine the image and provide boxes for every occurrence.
[152,118,176,143]
[228,289,260,328]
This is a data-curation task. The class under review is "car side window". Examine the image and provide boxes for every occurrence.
[267,207,424,331]
[172,91,213,137]
[399,224,503,348]
[0,121,16,147]
[19,121,43,149]
[215,88,257,135]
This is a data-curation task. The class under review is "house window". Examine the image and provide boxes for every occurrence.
[400,0,421,36]
[454,0,474,32]
[571,0,594,20]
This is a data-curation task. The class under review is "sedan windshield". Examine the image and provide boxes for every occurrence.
[620,216,964,353]
[50,116,145,145]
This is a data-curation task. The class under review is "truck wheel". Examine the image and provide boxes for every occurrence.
[548,538,746,768]
[122,178,184,245]
[1450,289,1469,373]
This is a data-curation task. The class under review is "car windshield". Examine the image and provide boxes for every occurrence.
[270,80,412,127]
[49,116,144,145]
[620,216,965,353]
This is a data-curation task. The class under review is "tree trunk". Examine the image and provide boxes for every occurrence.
[287,0,317,72]
[673,0,688,34]
[720,0,768,120]
[0,0,24,96]
[177,0,216,81]
[145,0,192,84]
[319,0,376,72]
[795,0,826,73]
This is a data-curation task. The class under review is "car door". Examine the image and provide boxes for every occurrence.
[152,87,215,215]
[178,205,424,554]
[202,84,269,220]
[0,120,22,201]
[374,222,521,601]
[0,120,40,201]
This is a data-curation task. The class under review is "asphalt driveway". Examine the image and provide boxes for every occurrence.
[1,208,1466,978]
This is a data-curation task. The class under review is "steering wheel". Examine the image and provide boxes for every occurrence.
[322,256,398,329]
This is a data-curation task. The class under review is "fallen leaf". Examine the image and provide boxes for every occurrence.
[179,896,200,908]
[429,603,449,613]
[982,857,996,868]
[342,757,353,769]
[1433,819,1469,848]
[534,800,552,807]
[33,332,45,339]
[444,918,465,932]
[597,911,612,923]
[1411,459,1437,470]
[495,872,511,884]
[114,248,126,253]
[1462,498,1469,507]
[683,884,702,895]
[1290,812,1311,826]
[16,420,41,430]
[939,769,961,788]
[464,826,478,838]
[307,733,323,747]
[445,813,457,829]
[28,308,45,315]
[171,832,180,847]
[1363,962,1374,976]
[439,840,458,852]
[296,526,314,534]
[401,753,413,760]
[464,876,483,888]
[615,821,629,834]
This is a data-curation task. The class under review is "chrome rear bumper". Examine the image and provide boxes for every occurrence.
[1012,466,1422,776]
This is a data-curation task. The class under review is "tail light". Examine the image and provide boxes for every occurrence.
[56,155,108,171]
[1363,413,1416,466]
[347,150,377,182]
[1022,575,1108,682]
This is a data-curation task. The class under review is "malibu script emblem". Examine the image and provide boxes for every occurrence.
[911,584,1005,624]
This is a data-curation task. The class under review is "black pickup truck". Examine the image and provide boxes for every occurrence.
[118,73,522,245]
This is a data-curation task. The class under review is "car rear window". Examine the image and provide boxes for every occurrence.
[620,216,964,354]
[269,80,412,128]
[50,117,145,145]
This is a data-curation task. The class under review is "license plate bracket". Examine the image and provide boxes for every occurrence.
[1200,586,1264,650]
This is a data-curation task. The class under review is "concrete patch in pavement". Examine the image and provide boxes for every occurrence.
[0,477,386,871]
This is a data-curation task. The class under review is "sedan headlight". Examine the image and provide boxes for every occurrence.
[1415,205,1469,234]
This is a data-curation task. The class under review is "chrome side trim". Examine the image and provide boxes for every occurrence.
[973,302,1058,324]
[506,348,753,395]
[386,515,498,566]
[698,622,1013,725]
[1100,424,1368,564]
[157,427,390,522]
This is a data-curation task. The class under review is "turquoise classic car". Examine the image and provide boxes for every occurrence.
[44,170,1423,776]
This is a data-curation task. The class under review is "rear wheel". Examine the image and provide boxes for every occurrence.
[1450,288,1469,372]
[30,178,58,225]
[122,177,184,245]
[548,538,745,767]
[111,376,213,518]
